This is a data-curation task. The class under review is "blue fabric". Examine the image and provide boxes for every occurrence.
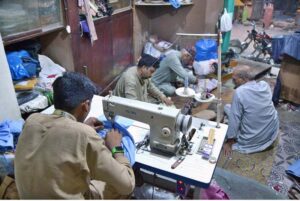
[98,115,134,128]
[169,0,181,8]
[7,119,24,136]
[0,119,24,152]
[271,36,285,63]
[286,159,300,178]
[0,121,14,152]
[98,116,135,166]
[282,33,300,61]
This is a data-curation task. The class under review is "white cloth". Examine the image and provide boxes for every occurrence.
[193,59,216,76]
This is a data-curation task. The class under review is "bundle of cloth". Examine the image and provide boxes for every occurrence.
[0,119,24,152]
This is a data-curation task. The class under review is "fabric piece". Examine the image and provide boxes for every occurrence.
[0,121,13,152]
[193,59,216,76]
[113,66,165,103]
[152,51,197,96]
[15,112,135,199]
[82,0,98,45]
[169,0,181,8]
[97,121,135,166]
[225,80,279,154]
[199,179,229,199]
[282,33,300,61]
[286,160,300,178]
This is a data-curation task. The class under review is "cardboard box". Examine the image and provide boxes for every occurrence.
[280,55,300,104]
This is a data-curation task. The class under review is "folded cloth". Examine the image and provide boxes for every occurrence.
[7,119,24,135]
[0,121,11,142]
[98,115,135,166]
[0,121,13,153]
[0,119,25,152]
[286,159,300,178]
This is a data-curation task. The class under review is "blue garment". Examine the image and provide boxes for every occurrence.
[0,119,25,152]
[286,159,300,178]
[225,81,279,154]
[98,115,135,166]
[0,121,14,152]
[169,0,181,8]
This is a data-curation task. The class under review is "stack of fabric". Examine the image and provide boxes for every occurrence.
[0,119,24,153]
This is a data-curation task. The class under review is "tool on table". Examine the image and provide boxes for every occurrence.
[171,156,185,169]
[197,128,216,160]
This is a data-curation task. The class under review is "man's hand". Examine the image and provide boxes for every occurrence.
[84,117,103,131]
[105,129,122,151]
[223,138,236,157]
[161,97,174,106]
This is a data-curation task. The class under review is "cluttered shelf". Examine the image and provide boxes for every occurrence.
[135,0,193,6]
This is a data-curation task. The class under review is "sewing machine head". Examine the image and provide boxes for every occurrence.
[102,95,192,155]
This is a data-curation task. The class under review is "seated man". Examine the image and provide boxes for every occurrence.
[113,54,173,106]
[151,48,198,96]
[15,72,135,199]
[223,65,279,156]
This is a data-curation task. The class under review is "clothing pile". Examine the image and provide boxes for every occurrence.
[0,119,24,153]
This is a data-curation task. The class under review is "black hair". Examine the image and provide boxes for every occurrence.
[52,72,98,112]
[138,54,160,69]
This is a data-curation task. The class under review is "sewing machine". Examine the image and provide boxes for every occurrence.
[102,95,192,155]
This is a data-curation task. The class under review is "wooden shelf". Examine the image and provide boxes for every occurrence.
[135,1,193,6]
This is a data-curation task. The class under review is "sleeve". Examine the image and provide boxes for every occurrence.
[168,56,197,83]
[226,91,243,139]
[124,75,139,100]
[85,133,135,195]
[147,80,166,99]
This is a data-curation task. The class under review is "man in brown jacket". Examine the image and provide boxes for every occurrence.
[14,72,135,199]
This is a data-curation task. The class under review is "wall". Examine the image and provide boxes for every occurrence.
[0,34,21,121]
[41,30,75,72]
[133,0,223,60]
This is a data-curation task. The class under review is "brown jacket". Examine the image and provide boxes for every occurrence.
[14,111,135,199]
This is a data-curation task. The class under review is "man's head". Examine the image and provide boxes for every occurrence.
[181,48,195,66]
[52,72,97,122]
[232,65,253,88]
[137,54,159,79]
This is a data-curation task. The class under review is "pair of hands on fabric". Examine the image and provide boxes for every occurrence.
[84,117,122,151]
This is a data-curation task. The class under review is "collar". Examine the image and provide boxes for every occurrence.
[53,109,77,121]
[135,67,145,85]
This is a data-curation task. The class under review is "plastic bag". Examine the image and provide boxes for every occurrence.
[169,0,181,9]
[221,8,232,32]
[199,179,230,199]
[195,39,218,61]
[6,50,40,81]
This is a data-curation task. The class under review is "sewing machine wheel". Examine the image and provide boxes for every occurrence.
[176,114,192,134]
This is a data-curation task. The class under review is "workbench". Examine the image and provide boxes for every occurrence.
[42,95,228,188]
